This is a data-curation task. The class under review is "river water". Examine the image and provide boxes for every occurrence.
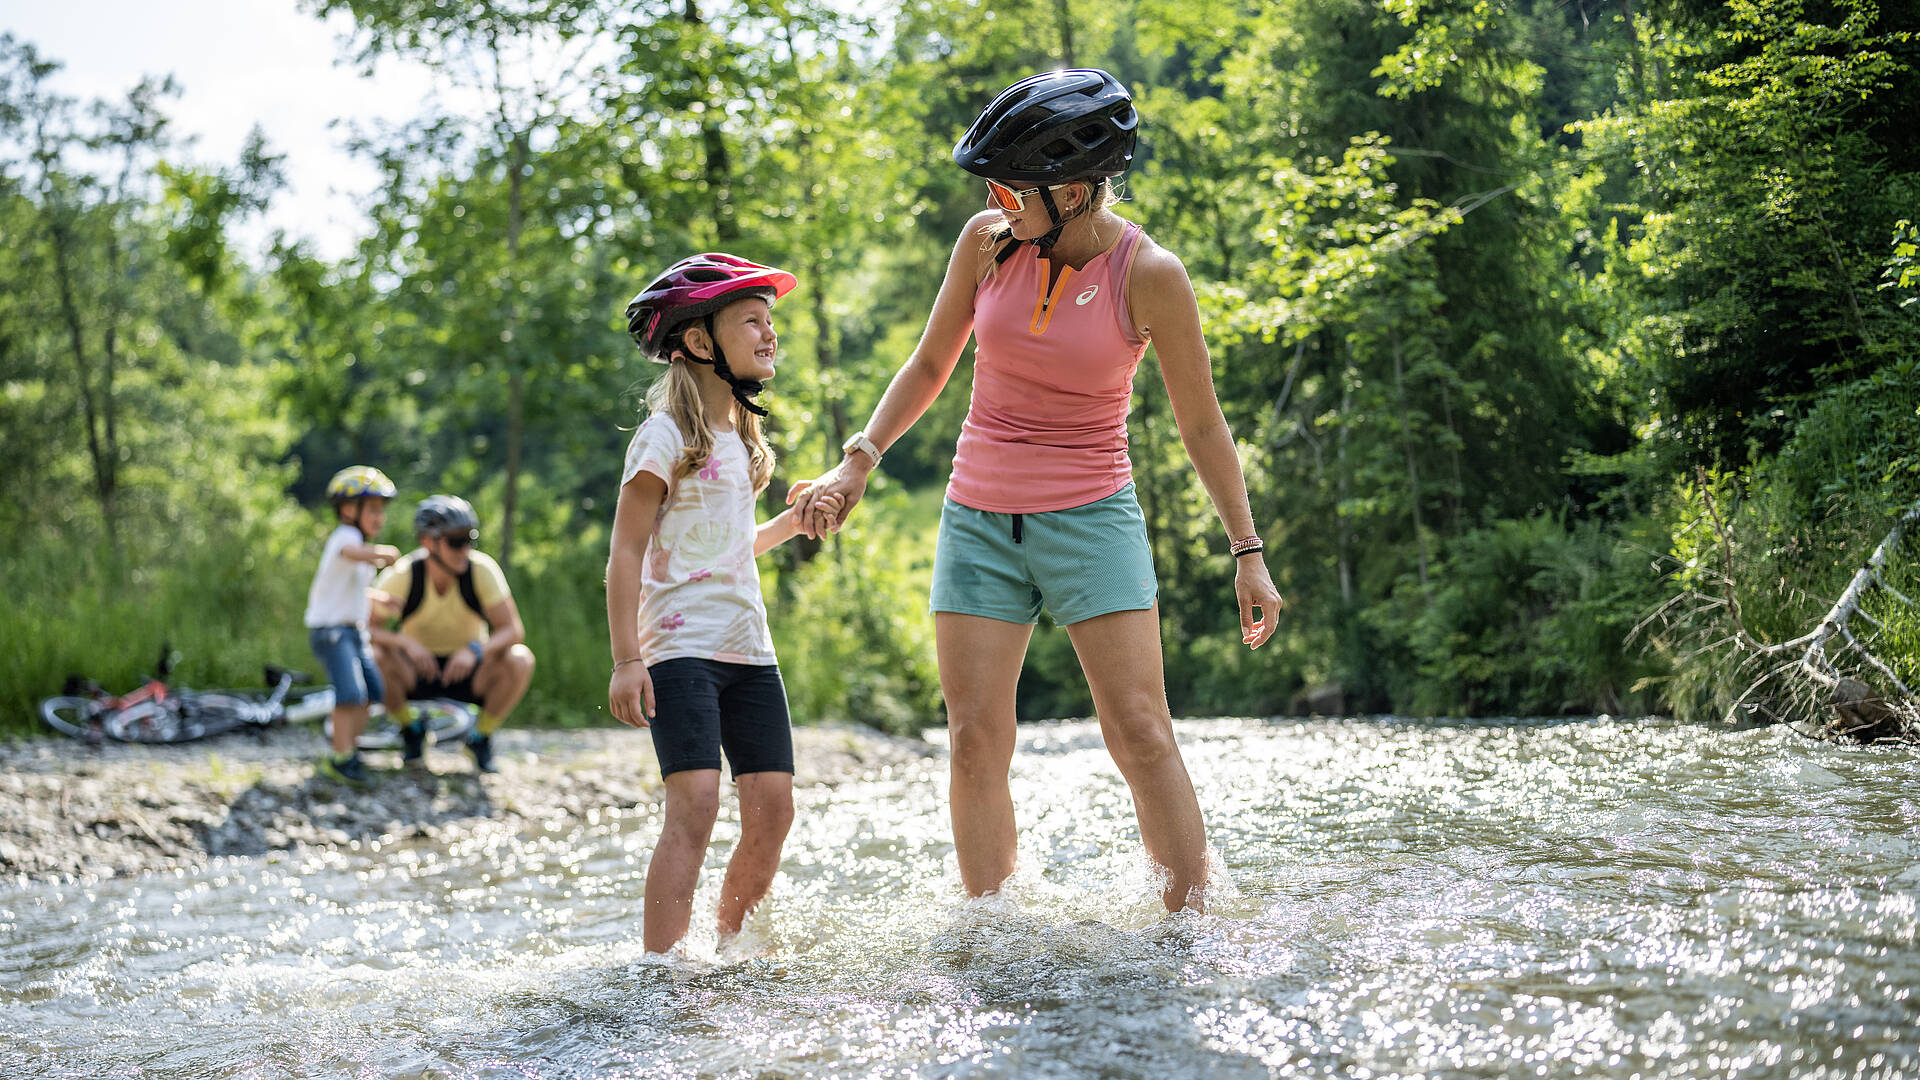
[4,716,1918,1079]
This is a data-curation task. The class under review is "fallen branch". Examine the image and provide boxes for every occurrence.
[1690,487,1920,739]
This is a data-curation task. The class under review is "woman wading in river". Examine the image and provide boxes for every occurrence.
[794,69,1281,911]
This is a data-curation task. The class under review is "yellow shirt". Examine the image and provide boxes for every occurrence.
[374,550,511,656]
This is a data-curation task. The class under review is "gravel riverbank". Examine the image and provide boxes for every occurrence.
[0,722,936,884]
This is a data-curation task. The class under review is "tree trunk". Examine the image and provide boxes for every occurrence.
[499,128,529,572]
[48,213,117,548]
[1336,348,1354,607]
[1391,333,1430,591]
[1054,0,1077,67]
[685,0,737,243]
[809,255,849,453]
[1439,375,1463,531]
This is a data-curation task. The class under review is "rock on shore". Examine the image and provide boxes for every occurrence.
[0,722,936,884]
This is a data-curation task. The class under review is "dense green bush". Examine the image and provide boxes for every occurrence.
[767,489,944,735]
[1383,514,1667,717]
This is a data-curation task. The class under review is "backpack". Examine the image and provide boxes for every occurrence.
[399,551,488,626]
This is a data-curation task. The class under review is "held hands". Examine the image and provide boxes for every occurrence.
[790,490,845,536]
[372,544,403,568]
[1237,555,1285,649]
[787,461,871,541]
[609,661,655,728]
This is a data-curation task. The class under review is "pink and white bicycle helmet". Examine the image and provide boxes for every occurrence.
[624,253,797,362]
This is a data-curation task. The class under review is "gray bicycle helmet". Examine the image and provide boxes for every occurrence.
[414,494,479,541]
[953,68,1138,184]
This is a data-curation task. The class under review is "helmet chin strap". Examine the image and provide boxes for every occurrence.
[687,315,770,418]
[995,184,1076,265]
[1033,185,1067,250]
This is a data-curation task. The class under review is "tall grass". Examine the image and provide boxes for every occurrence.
[4,522,314,738]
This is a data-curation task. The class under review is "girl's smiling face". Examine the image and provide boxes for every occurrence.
[708,296,777,381]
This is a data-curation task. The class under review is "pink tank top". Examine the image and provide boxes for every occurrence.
[947,220,1149,513]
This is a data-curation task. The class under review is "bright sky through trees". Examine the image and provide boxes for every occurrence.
[3,0,465,259]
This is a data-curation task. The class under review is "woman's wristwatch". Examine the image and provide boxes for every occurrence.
[842,431,884,468]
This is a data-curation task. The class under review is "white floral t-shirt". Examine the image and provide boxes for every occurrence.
[621,414,776,667]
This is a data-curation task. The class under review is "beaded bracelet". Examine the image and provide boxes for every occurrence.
[1233,544,1265,558]
[1229,535,1264,557]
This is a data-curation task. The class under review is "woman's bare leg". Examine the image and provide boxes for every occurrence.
[1065,604,1208,911]
[934,612,1034,896]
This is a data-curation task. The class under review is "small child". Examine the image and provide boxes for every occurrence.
[607,253,841,955]
[305,465,402,787]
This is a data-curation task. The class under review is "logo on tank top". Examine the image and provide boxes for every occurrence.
[1075,285,1101,306]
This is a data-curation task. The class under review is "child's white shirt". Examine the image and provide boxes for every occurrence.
[304,523,374,630]
[622,414,777,667]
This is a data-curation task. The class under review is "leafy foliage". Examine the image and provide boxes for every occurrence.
[2,0,1915,737]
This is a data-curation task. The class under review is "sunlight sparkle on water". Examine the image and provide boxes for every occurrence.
[4,716,1919,1078]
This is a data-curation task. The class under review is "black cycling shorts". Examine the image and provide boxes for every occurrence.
[412,652,484,706]
[645,658,793,779]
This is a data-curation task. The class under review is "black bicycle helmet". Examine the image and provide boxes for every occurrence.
[414,494,479,541]
[953,68,1137,185]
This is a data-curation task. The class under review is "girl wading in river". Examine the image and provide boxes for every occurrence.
[608,253,843,954]
[792,69,1282,911]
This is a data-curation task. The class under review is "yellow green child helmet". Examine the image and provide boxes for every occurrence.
[326,465,397,504]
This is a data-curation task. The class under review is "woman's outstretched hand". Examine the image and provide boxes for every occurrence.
[1237,555,1284,649]
[788,461,871,540]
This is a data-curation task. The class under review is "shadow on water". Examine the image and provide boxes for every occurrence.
[201,767,496,857]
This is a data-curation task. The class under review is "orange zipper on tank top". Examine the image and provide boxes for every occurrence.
[1030,263,1076,335]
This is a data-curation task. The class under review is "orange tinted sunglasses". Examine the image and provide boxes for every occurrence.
[985,179,1064,212]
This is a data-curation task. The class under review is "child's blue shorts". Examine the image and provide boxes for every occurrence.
[930,482,1159,626]
[309,625,384,707]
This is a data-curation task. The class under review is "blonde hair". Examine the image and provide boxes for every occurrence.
[643,341,777,494]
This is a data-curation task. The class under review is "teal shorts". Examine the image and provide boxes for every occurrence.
[930,483,1158,626]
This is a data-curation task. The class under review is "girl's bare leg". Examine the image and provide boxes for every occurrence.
[330,703,369,756]
[716,770,794,936]
[644,768,722,953]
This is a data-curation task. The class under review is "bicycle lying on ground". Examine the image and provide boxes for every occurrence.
[39,645,475,750]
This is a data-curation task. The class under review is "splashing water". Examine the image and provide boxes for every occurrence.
[4,716,1918,1078]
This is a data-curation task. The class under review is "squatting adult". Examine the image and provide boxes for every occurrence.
[371,495,536,773]
[793,69,1282,911]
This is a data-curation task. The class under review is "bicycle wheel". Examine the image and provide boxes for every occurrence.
[101,700,190,743]
[282,686,335,725]
[174,693,272,741]
[333,699,478,750]
[40,696,104,740]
